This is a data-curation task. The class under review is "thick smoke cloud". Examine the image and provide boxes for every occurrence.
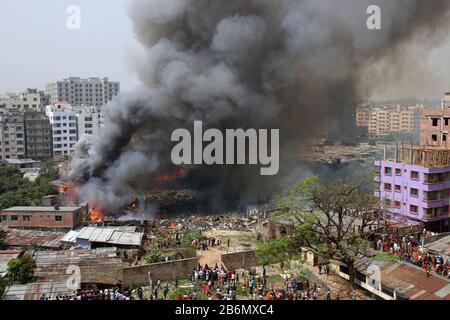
[70,0,450,213]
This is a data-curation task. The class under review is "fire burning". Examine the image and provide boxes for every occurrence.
[89,206,104,222]
[155,167,189,183]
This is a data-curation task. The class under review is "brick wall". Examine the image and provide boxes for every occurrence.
[0,208,84,230]
[122,257,199,287]
[221,250,258,270]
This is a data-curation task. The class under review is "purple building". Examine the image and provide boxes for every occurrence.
[374,146,450,232]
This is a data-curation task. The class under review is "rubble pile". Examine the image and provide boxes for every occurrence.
[157,209,268,232]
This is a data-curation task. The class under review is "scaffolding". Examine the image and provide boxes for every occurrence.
[383,145,450,167]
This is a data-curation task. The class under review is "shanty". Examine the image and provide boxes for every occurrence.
[60,226,144,249]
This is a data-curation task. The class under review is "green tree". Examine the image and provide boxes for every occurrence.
[37,160,60,182]
[6,256,36,284]
[0,165,57,210]
[144,249,163,264]
[256,236,300,266]
[266,174,380,287]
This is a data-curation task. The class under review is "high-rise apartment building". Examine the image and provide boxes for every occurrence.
[45,77,120,107]
[356,105,421,138]
[74,105,104,138]
[24,112,53,160]
[0,110,26,160]
[46,103,78,157]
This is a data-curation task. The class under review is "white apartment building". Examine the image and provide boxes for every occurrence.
[74,105,104,138]
[0,89,50,112]
[45,77,120,107]
[45,103,78,156]
[0,110,26,160]
[356,105,421,136]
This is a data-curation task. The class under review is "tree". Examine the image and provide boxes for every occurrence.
[256,236,301,266]
[0,165,58,210]
[6,255,36,284]
[266,174,380,287]
[144,249,163,264]
[37,160,60,182]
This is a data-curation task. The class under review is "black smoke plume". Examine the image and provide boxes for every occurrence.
[70,0,450,213]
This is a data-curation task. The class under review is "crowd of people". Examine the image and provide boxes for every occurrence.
[370,234,449,278]
[179,264,325,300]
[39,288,133,300]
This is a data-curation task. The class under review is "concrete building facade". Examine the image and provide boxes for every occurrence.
[0,89,50,112]
[0,110,26,160]
[357,105,421,138]
[46,103,78,156]
[45,77,120,107]
[24,111,53,160]
[74,105,104,138]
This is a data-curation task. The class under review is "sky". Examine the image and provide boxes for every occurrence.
[0,0,140,93]
[1,0,450,100]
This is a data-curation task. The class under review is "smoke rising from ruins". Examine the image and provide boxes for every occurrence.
[70,0,450,213]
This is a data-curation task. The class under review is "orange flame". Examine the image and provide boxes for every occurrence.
[89,206,104,222]
[155,167,189,182]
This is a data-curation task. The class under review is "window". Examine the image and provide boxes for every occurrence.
[432,118,439,126]
[446,118,449,126]
[10,215,18,221]
[395,168,402,176]
[410,188,419,197]
[444,135,448,142]
[395,185,401,192]
[432,135,438,142]
[410,205,418,214]
[23,215,31,221]
[55,215,63,222]
[384,199,391,207]
[0,215,7,221]
[384,167,392,175]
[394,201,401,209]
[411,171,419,180]
[384,183,392,191]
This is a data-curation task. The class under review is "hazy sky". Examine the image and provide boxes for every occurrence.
[1,0,450,100]
[0,0,139,93]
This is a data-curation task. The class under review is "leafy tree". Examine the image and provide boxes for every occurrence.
[256,236,301,266]
[37,160,60,182]
[0,165,57,210]
[6,255,36,284]
[266,174,380,287]
[183,230,207,243]
[144,249,163,264]
[0,276,8,298]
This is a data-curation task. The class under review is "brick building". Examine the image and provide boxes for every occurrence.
[0,206,85,231]
[420,92,450,147]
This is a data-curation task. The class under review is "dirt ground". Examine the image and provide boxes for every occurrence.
[197,229,256,266]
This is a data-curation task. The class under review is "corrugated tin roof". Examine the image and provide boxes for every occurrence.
[32,248,122,286]
[67,226,143,247]
[0,226,64,248]
[60,230,79,243]
[3,281,71,300]
[425,235,450,257]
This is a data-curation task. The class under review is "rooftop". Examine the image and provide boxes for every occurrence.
[424,234,450,257]
[0,226,65,249]
[2,206,82,212]
[61,226,143,247]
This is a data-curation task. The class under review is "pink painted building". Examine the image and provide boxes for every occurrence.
[374,147,450,232]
